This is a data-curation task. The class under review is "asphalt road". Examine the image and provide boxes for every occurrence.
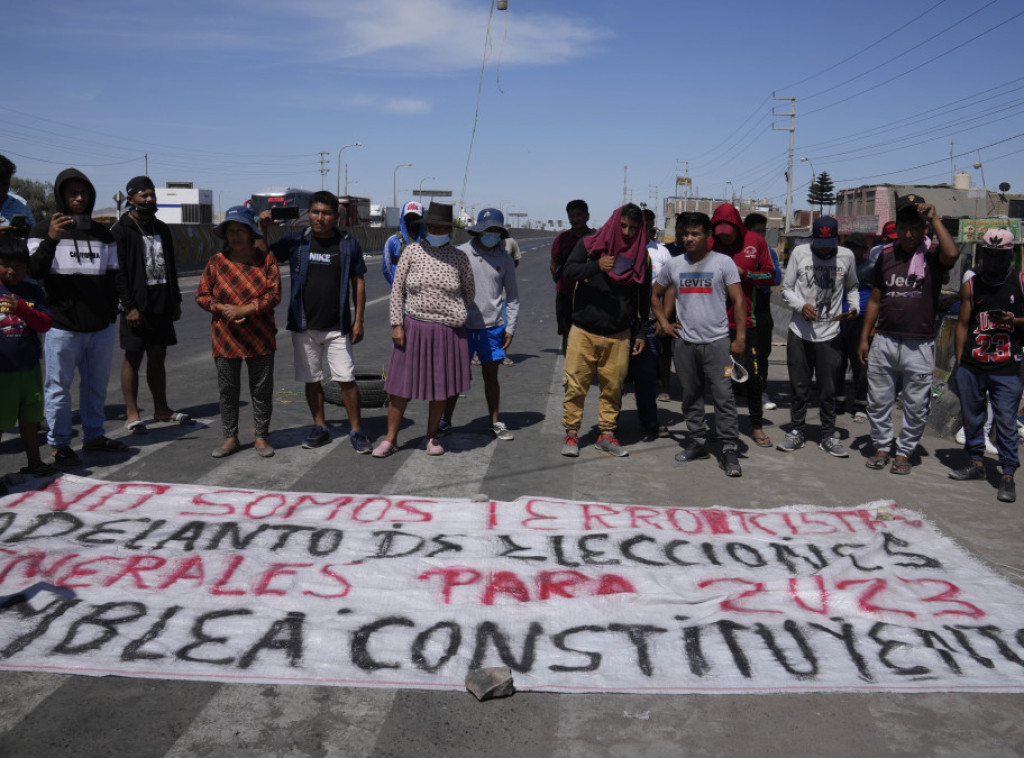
[0,235,1021,757]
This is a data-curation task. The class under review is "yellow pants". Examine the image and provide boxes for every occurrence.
[562,326,630,435]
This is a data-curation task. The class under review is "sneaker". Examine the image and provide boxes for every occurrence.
[853,410,868,423]
[985,438,998,455]
[998,475,1016,503]
[762,399,778,411]
[776,432,805,452]
[595,433,628,457]
[948,462,985,481]
[675,442,710,463]
[819,436,850,458]
[561,434,579,457]
[658,425,671,438]
[371,440,397,458]
[491,422,515,441]
[955,427,966,445]
[639,424,659,442]
[426,438,445,456]
[720,449,742,477]
[52,446,82,467]
[349,430,372,454]
[302,426,330,449]
[437,419,453,437]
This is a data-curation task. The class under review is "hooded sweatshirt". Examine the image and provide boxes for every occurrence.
[27,169,118,332]
[709,204,775,330]
[382,201,424,286]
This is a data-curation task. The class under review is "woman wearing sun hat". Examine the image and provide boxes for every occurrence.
[196,205,281,459]
[373,202,474,457]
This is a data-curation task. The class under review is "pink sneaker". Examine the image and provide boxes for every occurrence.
[371,440,398,458]
[426,438,445,456]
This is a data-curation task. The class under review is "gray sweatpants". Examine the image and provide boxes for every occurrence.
[673,336,739,451]
[866,333,935,457]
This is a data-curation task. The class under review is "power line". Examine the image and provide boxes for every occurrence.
[804,8,1024,116]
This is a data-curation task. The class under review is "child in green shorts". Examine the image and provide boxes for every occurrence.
[0,234,54,492]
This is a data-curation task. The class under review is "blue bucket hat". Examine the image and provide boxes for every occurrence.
[470,207,509,236]
[215,205,262,239]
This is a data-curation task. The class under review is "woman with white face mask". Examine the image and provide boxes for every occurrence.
[372,202,475,457]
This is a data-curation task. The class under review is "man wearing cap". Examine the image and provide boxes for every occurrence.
[260,190,371,454]
[445,208,520,440]
[652,211,746,476]
[0,155,34,237]
[112,176,187,433]
[550,199,594,355]
[382,201,424,287]
[949,228,1022,502]
[835,231,874,421]
[858,194,960,474]
[777,217,860,456]
[28,168,124,466]
[869,222,898,262]
[709,203,776,447]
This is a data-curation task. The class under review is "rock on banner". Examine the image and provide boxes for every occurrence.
[0,475,1022,694]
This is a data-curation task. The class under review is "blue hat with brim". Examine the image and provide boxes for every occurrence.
[470,207,509,236]
[215,205,262,239]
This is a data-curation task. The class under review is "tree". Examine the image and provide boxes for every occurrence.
[806,171,835,213]
[10,177,56,221]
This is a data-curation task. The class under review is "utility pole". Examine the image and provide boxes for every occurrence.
[649,184,659,220]
[145,152,148,175]
[318,151,330,191]
[773,95,796,234]
[622,166,628,205]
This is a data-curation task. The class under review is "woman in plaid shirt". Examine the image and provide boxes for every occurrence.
[196,206,281,458]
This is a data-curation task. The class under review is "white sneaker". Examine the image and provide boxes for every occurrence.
[955,427,965,445]
[491,421,515,441]
[762,399,777,411]
[985,438,998,455]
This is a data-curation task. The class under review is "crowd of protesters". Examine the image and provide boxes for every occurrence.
[0,156,1020,504]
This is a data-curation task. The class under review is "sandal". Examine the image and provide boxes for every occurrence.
[502,356,514,366]
[211,441,240,458]
[890,458,912,475]
[82,436,127,452]
[752,430,772,448]
[155,412,195,425]
[865,452,890,470]
[125,419,148,434]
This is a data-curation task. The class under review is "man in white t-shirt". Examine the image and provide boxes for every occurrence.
[652,212,746,477]
[777,216,860,457]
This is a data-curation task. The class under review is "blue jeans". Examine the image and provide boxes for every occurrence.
[956,367,1022,475]
[43,325,116,447]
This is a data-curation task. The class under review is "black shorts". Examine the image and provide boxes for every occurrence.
[556,292,574,336]
[120,311,178,351]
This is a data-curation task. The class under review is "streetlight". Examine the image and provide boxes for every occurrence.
[336,143,362,197]
[725,181,734,205]
[418,176,436,203]
[393,163,412,206]
[801,157,817,216]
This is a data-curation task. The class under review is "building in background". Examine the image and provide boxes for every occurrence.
[156,182,213,225]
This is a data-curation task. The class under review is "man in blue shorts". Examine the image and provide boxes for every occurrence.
[447,208,520,440]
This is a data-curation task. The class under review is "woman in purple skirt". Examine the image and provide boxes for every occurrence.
[372,202,475,457]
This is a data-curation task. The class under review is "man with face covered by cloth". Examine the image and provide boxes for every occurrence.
[778,217,860,457]
[112,176,186,433]
[949,228,1024,503]
[857,194,960,475]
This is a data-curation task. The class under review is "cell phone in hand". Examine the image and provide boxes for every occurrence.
[271,206,299,220]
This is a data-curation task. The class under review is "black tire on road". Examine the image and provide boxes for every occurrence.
[322,372,388,408]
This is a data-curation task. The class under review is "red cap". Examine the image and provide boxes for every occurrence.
[881,221,897,241]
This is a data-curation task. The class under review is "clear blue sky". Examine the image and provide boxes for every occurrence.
[3,0,1023,226]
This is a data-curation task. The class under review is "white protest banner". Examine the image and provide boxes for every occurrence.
[0,475,1022,694]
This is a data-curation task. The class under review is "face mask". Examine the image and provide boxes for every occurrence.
[425,233,450,247]
[979,252,1013,285]
[133,201,157,215]
[480,233,502,248]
